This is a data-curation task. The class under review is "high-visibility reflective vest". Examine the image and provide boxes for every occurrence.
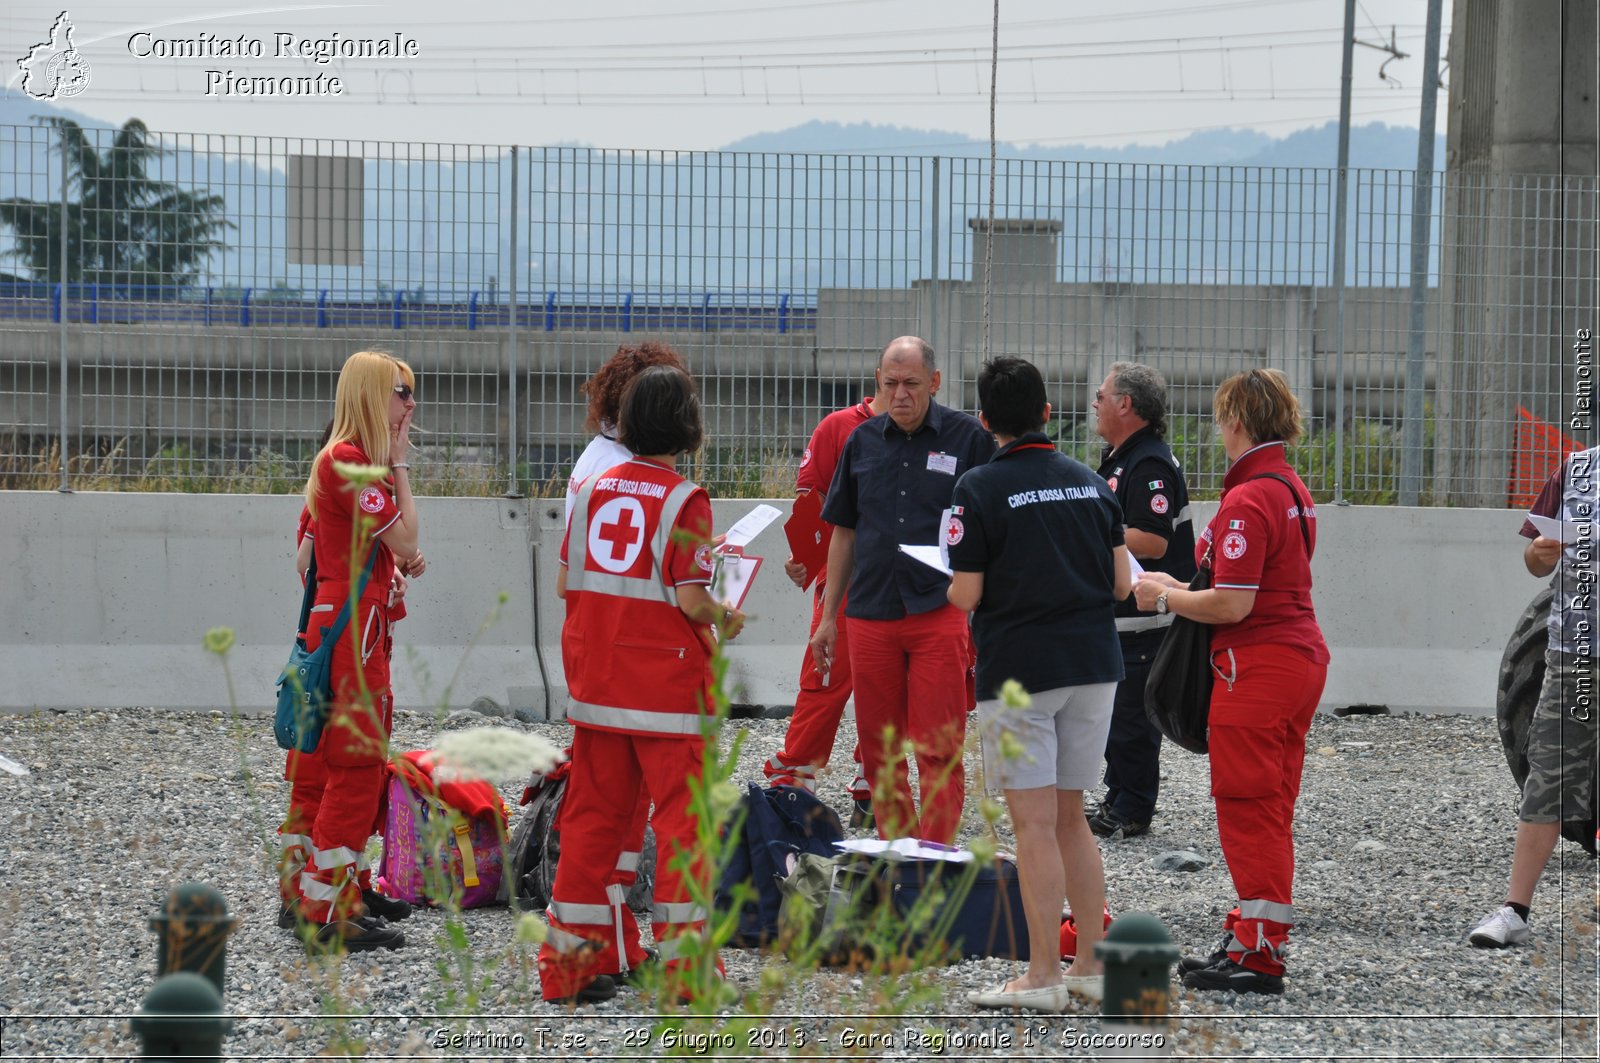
[563,459,716,735]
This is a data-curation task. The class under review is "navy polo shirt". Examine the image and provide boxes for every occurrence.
[947,433,1126,700]
[823,401,997,620]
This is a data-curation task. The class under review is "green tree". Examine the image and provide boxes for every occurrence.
[0,117,230,289]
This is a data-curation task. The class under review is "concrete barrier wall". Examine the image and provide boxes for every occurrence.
[0,492,1535,716]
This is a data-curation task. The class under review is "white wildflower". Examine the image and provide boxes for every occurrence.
[432,728,564,784]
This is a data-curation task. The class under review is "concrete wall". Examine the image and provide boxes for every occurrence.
[3,284,1442,457]
[0,492,1535,717]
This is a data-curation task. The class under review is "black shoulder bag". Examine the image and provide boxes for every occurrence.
[1143,472,1312,754]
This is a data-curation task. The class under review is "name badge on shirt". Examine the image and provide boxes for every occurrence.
[927,452,958,475]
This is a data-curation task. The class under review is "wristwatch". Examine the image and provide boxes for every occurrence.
[1155,593,1170,616]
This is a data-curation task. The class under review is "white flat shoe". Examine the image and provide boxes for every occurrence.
[1060,973,1103,1000]
[966,981,1074,1012]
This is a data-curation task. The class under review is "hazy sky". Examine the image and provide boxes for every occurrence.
[3,0,1449,150]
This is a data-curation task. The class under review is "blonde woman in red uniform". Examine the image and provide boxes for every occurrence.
[1134,368,1328,995]
[539,364,747,1005]
[288,350,423,952]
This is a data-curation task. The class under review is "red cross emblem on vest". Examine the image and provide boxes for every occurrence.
[589,496,649,573]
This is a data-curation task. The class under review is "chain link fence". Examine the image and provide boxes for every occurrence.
[1,120,1593,504]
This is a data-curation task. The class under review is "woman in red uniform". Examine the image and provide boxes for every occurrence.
[289,350,423,952]
[1133,368,1329,995]
[538,364,747,1005]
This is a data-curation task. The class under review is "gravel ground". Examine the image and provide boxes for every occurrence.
[1,704,1596,1062]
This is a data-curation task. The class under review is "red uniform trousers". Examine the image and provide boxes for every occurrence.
[1207,642,1327,976]
[848,603,970,843]
[763,585,867,798]
[538,728,722,1001]
[293,596,394,923]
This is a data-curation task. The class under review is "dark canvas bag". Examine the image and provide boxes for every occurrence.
[1144,472,1312,754]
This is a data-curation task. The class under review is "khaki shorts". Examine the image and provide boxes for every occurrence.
[1519,649,1598,823]
[977,682,1116,792]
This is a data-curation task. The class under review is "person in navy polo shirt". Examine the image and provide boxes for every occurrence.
[947,356,1131,1012]
[1090,361,1197,839]
[809,336,996,843]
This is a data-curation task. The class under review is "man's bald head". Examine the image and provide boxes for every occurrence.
[882,335,936,374]
[876,335,941,433]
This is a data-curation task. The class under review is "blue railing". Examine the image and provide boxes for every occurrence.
[0,283,820,333]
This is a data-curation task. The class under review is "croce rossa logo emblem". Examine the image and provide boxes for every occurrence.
[17,11,92,101]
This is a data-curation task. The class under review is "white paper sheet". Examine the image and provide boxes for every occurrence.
[0,752,29,776]
[1527,513,1592,544]
[1127,553,1146,580]
[899,543,952,576]
[721,504,782,549]
[833,836,977,863]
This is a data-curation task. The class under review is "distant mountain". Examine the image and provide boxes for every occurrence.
[719,119,1444,171]
[0,92,108,133]
[0,95,1445,295]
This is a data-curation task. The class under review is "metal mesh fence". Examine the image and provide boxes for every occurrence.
[1,121,1594,504]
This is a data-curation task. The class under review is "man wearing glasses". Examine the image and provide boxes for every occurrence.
[1089,362,1195,839]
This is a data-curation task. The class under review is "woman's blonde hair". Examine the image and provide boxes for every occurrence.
[1213,368,1303,446]
[305,351,411,518]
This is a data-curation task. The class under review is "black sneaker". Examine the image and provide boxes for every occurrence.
[848,797,875,830]
[1181,958,1284,995]
[362,888,413,922]
[1087,806,1151,839]
[620,947,661,988]
[549,975,618,1005]
[308,914,406,954]
[1177,935,1234,974]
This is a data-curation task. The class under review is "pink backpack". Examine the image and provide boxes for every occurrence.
[377,750,510,909]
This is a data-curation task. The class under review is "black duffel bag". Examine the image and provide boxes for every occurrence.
[1143,565,1215,755]
[1143,471,1314,756]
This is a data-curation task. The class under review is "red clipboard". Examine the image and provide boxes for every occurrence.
[783,490,831,590]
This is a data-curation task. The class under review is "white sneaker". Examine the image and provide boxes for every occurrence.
[1469,905,1530,948]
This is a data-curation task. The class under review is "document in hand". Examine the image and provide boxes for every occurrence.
[722,504,783,550]
[712,545,764,611]
[1527,513,1592,544]
[783,489,830,589]
[899,544,952,576]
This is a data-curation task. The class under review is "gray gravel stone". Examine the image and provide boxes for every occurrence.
[1151,850,1211,872]
[0,708,1595,1060]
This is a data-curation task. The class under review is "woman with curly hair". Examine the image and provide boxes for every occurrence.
[564,341,687,522]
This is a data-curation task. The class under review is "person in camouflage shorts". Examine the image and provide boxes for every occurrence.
[1470,446,1598,948]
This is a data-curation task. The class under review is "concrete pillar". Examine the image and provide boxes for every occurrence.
[1436,0,1598,505]
[1267,287,1317,420]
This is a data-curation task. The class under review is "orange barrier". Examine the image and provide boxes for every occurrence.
[1510,406,1584,508]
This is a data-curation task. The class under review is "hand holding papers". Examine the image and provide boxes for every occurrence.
[1528,513,1592,544]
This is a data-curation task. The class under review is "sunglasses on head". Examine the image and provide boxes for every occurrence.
[393,383,414,401]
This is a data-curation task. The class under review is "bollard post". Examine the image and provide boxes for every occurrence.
[148,883,238,997]
[1094,911,1180,1059]
[130,971,232,1061]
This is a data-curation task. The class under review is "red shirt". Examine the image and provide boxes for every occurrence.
[797,399,875,588]
[311,441,400,601]
[1201,441,1329,663]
